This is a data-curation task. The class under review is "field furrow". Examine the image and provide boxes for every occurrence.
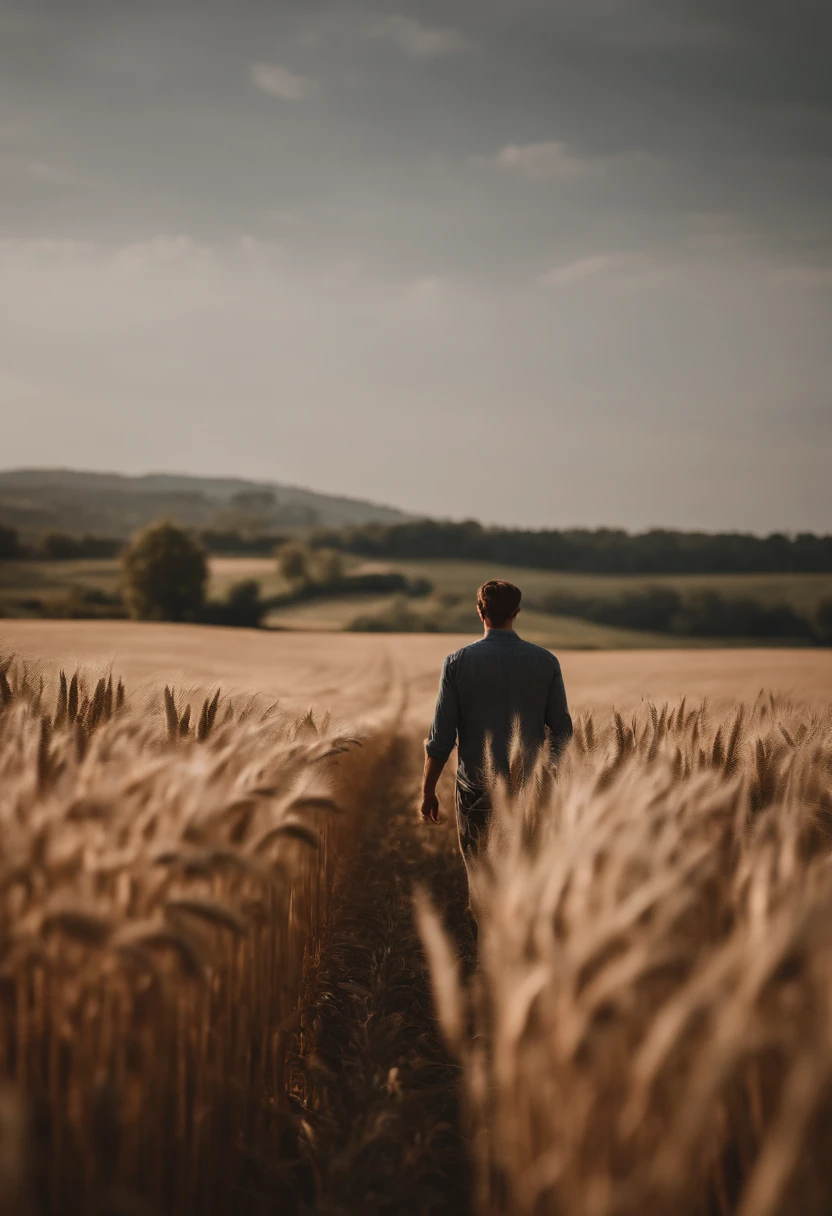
[295,737,474,1215]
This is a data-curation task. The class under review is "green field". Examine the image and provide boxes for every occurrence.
[0,556,294,609]
[2,556,830,649]
[0,559,123,602]
[266,558,832,648]
[327,559,832,648]
[261,594,682,648]
[359,559,832,613]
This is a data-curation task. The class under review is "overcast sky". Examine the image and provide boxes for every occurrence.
[1,0,830,531]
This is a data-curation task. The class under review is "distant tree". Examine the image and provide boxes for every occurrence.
[315,548,345,584]
[38,532,122,560]
[121,521,207,622]
[199,528,287,555]
[51,588,127,620]
[230,489,277,513]
[201,579,267,628]
[817,601,832,646]
[39,532,79,560]
[0,524,22,560]
[221,579,266,628]
[541,587,818,642]
[276,542,311,588]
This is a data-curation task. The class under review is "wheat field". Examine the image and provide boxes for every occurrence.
[421,694,832,1216]
[0,648,398,1214]
[0,620,831,1215]
[2,619,829,718]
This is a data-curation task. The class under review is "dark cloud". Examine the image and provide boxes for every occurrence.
[0,0,829,529]
[2,0,830,257]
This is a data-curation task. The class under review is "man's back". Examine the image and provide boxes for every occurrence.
[426,629,572,792]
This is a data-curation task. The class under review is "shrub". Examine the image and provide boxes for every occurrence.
[0,523,22,560]
[348,596,441,633]
[276,541,311,588]
[817,599,832,645]
[314,548,346,583]
[202,579,267,628]
[222,578,267,627]
[38,532,123,560]
[267,571,435,610]
[198,528,287,555]
[51,588,127,619]
[673,590,815,640]
[121,520,208,622]
[541,587,819,642]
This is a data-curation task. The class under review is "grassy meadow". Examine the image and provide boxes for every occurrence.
[4,554,831,648]
[0,556,293,609]
[0,622,831,1214]
[378,558,832,612]
[336,559,832,645]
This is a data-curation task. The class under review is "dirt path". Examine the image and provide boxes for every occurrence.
[297,739,474,1215]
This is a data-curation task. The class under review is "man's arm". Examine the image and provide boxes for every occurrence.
[420,754,446,823]
[421,655,459,823]
[545,658,573,763]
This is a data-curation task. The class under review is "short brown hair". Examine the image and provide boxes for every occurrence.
[477,580,522,627]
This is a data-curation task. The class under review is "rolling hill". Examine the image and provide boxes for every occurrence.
[0,467,412,538]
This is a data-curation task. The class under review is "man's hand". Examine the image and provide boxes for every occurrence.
[420,791,441,824]
[420,754,446,824]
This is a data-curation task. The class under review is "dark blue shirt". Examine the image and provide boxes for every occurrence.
[426,630,573,791]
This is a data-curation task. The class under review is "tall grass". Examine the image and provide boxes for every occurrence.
[421,693,832,1216]
[0,655,395,1214]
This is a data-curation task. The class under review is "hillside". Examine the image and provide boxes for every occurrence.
[0,467,412,538]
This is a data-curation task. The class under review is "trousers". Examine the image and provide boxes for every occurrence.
[455,784,492,861]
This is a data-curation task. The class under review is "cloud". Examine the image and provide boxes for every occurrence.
[685,212,754,252]
[539,253,657,287]
[406,275,453,304]
[471,140,649,182]
[770,264,832,289]
[250,62,316,102]
[0,237,95,263]
[112,235,216,273]
[368,15,472,59]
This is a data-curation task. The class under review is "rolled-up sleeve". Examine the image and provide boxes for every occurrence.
[545,658,573,761]
[426,654,460,762]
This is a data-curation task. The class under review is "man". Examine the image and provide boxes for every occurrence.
[419,580,573,865]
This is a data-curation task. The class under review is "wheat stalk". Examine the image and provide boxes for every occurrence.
[422,696,832,1216]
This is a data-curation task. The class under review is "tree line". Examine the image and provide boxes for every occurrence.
[0,523,289,561]
[539,588,832,644]
[307,520,832,574]
[5,518,832,574]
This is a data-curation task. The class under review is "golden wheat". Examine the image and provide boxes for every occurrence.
[423,693,832,1216]
[0,654,396,1214]
[6,638,830,1216]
